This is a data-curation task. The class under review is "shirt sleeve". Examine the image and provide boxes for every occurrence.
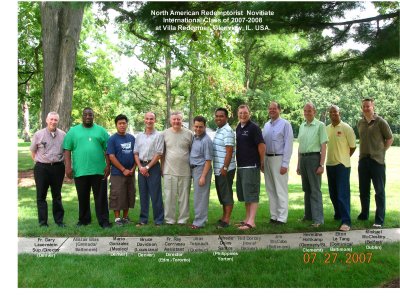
[63,129,74,151]
[346,126,356,148]
[155,133,164,155]
[204,137,213,161]
[106,136,116,155]
[29,132,38,152]
[282,121,294,168]
[319,122,328,144]
[380,118,393,140]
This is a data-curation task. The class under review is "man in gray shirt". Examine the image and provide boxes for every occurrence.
[30,112,66,227]
[134,112,164,226]
[190,116,213,229]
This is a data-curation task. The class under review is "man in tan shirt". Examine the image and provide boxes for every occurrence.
[162,111,193,225]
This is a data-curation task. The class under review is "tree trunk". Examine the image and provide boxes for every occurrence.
[188,74,197,128]
[164,35,172,129]
[40,2,84,132]
[22,102,31,142]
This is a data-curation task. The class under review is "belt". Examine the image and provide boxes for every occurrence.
[266,154,283,156]
[140,160,150,164]
[36,161,64,166]
[300,152,320,157]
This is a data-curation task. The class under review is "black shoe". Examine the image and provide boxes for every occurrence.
[76,222,88,227]
[216,219,229,228]
[39,223,49,227]
[56,223,66,227]
[274,220,286,225]
[101,223,112,229]
[357,214,368,221]
[269,219,277,224]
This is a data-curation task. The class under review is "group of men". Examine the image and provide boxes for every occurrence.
[30,98,393,231]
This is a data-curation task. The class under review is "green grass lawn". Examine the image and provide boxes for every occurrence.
[18,243,399,288]
[18,142,400,236]
[18,141,400,288]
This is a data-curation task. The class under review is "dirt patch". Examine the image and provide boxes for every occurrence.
[381,277,399,288]
[18,170,74,187]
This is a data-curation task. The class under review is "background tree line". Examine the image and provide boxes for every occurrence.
[18,1,400,144]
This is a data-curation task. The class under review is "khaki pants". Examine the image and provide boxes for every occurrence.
[163,174,191,224]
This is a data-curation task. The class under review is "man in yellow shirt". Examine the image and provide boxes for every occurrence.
[326,105,356,231]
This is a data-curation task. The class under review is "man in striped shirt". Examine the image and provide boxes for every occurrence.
[212,108,236,228]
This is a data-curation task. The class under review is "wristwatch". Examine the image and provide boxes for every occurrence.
[145,165,150,170]
[223,166,228,171]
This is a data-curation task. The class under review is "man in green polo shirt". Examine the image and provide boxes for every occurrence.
[64,107,112,228]
[357,98,393,228]
[296,102,328,228]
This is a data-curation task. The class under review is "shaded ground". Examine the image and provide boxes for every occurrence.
[18,170,73,187]
[381,277,399,288]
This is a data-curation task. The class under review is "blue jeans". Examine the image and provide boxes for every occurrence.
[327,164,351,226]
[358,157,386,225]
[138,162,164,225]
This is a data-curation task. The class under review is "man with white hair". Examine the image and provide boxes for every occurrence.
[162,111,193,225]
[297,103,328,228]
[30,112,66,227]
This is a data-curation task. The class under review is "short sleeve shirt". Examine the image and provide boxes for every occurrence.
[190,133,213,166]
[63,124,109,177]
[162,127,193,176]
[298,119,328,153]
[213,123,236,175]
[107,133,136,176]
[30,128,66,163]
[326,121,356,167]
[358,114,392,164]
[236,120,264,168]
[133,130,164,161]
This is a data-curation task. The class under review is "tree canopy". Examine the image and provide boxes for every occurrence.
[17,1,400,143]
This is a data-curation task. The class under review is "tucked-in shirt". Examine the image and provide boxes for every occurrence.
[190,132,213,166]
[358,113,392,164]
[213,123,236,175]
[107,133,136,176]
[133,130,164,161]
[326,121,356,167]
[262,117,293,168]
[236,120,264,168]
[63,124,109,177]
[162,127,193,176]
[30,128,66,163]
[298,118,328,153]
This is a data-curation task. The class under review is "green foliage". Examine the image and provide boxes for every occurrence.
[392,134,400,147]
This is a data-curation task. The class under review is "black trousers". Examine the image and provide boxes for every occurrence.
[33,162,65,225]
[74,175,109,226]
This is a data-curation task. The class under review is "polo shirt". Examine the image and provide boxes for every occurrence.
[358,114,392,164]
[63,123,109,177]
[298,118,328,154]
[236,120,264,168]
[326,121,356,167]
[190,132,213,166]
[213,123,236,175]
